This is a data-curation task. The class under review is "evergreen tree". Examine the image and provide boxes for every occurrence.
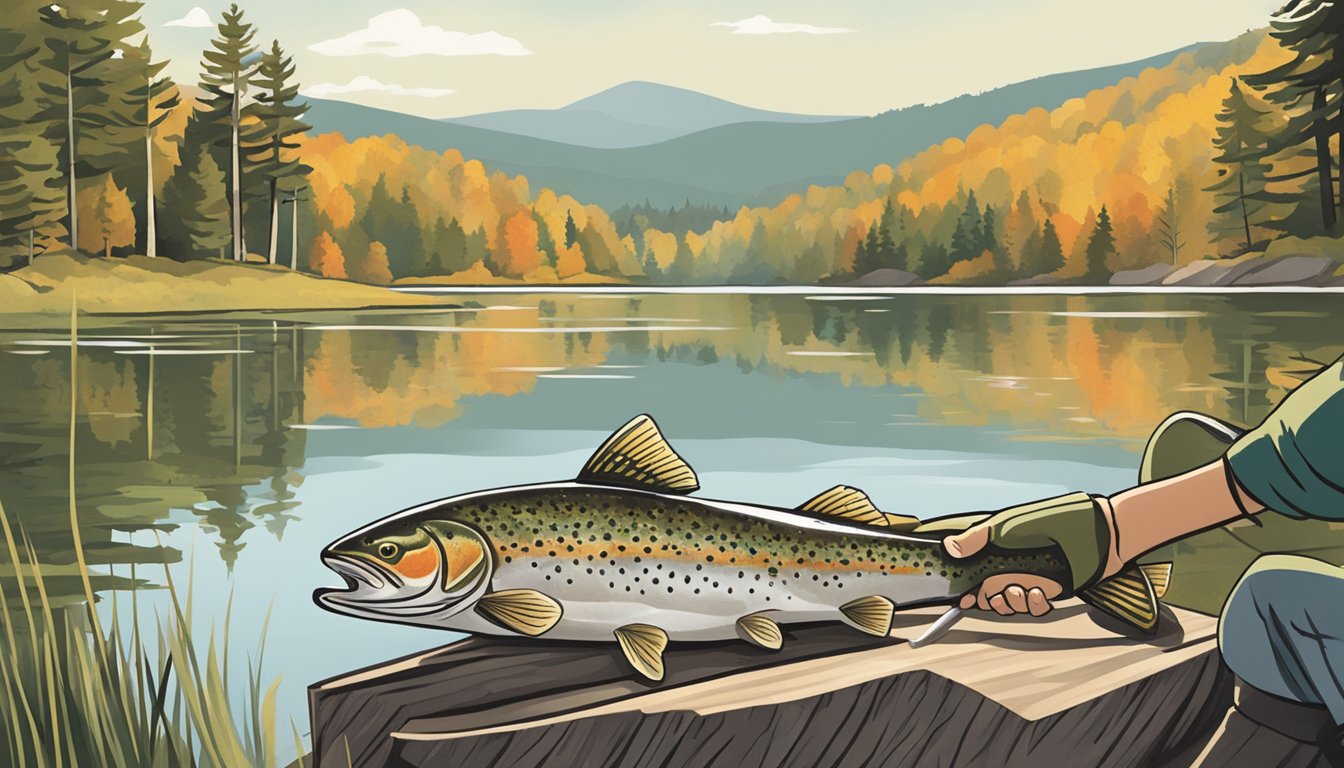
[1207,79,1279,254]
[918,241,952,280]
[563,210,579,249]
[161,119,231,259]
[433,217,469,273]
[0,11,64,265]
[199,3,259,261]
[464,226,489,267]
[949,190,983,265]
[39,0,141,250]
[247,40,311,266]
[1039,218,1065,274]
[120,41,179,258]
[1156,184,1184,265]
[1085,205,1116,283]
[533,211,556,267]
[1243,0,1344,231]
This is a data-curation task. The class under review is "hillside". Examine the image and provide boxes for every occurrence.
[305,45,1202,209]
[443,81,853,149]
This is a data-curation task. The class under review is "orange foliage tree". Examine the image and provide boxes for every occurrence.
[308,231,346,278]
[76,174,136,257]
[492,209,542,278]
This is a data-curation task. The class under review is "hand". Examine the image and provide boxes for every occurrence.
[944,523,1064,616]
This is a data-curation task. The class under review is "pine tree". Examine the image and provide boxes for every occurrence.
[533,211,556,267]
[119,41,179,258]
[1244,0,1344,231]
[0,12,64,265]
[199,3,260,261]
[563,210,579,249]
[1207,79,1278,254]
[247,40,311,266]
[949,190,983,265]
[161,118,231,258]
[432,216,469,273]
[1156,185,1184,265]
[1085,205,1116,283]
[39,0,139,251]
[1039,218,1065,274]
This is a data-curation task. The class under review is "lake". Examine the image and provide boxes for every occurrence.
[1,289,1341,760]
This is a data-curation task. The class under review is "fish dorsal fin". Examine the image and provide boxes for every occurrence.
[799,485,916,529]
[578,415,699,494]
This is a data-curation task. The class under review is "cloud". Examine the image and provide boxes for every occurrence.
[309,9,532,57]
[163,7,212,28]
[710,15,853,36]
[303,76,457,99]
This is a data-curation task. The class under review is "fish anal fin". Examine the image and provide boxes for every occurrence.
[1079,566,1160,634]
[475,589,563,637]
[799,485,892,528]
[736,612,783,650]
[1139,562,1173,600]
[578,415,699,495]
[614,623,669,682]
[840,595,894,637]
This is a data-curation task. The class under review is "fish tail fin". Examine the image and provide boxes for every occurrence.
[1078,564,1166,634]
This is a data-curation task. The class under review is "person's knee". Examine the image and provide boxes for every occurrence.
[1219,554,1343,688]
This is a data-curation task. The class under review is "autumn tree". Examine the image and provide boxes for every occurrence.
[556,242,587,279]
[351,241,393,284]
[308,230,346,278]
[1244,0,1344,231]
[492,209,542,277]
[199,3,259,262]
[248,40,311,266]
[1085,205,1116,283]
[1207,79,1277,254]
[76,173,134,257]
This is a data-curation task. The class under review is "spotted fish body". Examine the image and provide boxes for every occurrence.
[316,415,1167,680]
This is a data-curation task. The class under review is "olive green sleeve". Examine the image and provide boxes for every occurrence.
[1226,357,1344,520]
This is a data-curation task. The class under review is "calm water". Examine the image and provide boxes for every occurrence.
[0,290,1341,757]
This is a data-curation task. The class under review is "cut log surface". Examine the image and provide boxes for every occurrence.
[309,600,1234,768]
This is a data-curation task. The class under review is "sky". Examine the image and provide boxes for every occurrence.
[140,0,1283,119]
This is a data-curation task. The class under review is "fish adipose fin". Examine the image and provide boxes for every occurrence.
[798,485,919,531]
[614,623,669,681]
[475,589,563,637]
[578,414,699,494]
[736,612,784,650]
[1078,565,1165,634]
[840,595,895,637]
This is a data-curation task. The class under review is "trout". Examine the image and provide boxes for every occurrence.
[315,415,1170,680]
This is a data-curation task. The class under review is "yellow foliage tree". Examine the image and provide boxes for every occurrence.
[77,174,136,257]
[308,230,347,278]
[351,241,393,284]
[492,209,542,277]
[555,242,586,279]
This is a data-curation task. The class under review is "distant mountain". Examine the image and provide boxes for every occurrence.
[442,82,853,149]
[306,44,1205,209]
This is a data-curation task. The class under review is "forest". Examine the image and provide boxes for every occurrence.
[0,1,1340,287]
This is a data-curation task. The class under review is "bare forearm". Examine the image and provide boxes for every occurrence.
[1096,460,1264,577]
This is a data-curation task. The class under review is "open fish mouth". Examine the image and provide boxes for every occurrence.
[315,553,389,606]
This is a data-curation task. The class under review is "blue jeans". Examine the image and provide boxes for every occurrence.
[1219,554,1344,724]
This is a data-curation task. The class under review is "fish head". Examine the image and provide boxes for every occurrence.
[314,514,493,627]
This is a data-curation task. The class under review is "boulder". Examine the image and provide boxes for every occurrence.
[1110,263,1175,286]
[848,269,924,287]
[1232,256,1337,287]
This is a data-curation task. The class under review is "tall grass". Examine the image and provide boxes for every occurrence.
[0,497,296,768]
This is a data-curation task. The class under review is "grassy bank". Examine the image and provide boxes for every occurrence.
[0,255,442,316]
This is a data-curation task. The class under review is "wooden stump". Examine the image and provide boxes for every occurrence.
[309,601,1233,768]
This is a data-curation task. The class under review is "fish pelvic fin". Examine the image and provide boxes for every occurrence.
[1079,565,1161,634]
[736,612,784,651]
[614,623,669,682]
[1139,562,1173,600]
[475,589,563,637]
[578,414,699,495]
[798,485,919,531]
[840,595,895,637]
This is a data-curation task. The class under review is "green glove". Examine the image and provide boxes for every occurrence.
[978,491,1110,593]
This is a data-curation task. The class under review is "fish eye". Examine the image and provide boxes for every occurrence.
[377,542,398,559]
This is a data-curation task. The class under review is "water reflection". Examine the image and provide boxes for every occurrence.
[0,293,1339,614]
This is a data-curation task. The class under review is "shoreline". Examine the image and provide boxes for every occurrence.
[397,284,1344,296]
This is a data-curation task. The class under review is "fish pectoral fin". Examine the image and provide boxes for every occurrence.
[736,612,783,650]
[1139,562,1173,600]
[577,414,699,494]
[613,623,669,682]
[475,589,563,637]
[1079,566,1160,634]
[840,595,895,637]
